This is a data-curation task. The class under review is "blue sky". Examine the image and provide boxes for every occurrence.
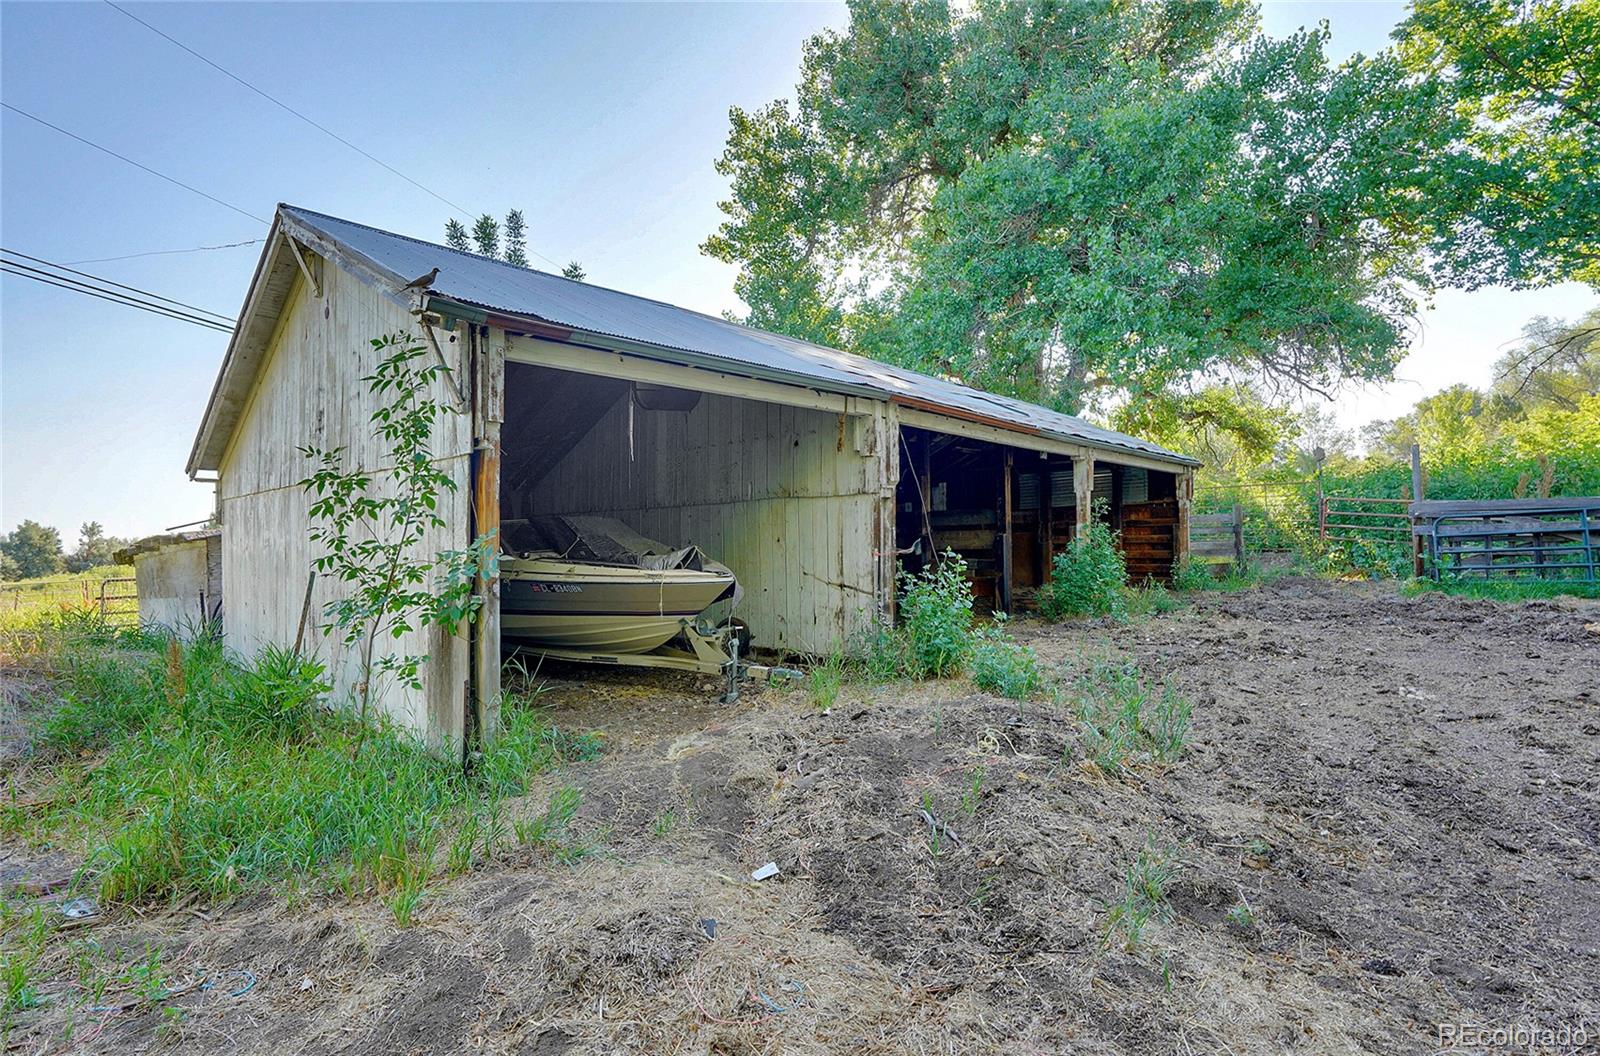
[2,1,1592,544]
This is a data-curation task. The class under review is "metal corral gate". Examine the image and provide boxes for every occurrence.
[1412,498,1600,582]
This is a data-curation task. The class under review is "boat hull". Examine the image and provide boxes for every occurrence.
[501,557,735,654]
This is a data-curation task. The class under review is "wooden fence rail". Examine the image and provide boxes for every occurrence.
[1191,504,1244,567]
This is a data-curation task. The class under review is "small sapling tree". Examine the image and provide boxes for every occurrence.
[300,332,496,750]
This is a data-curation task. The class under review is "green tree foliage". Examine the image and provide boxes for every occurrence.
[705,0,1596,417]
[704,0,1478,413]
[0,552,20,581]
[1491,309,1600,412]
[471,214,501,259]
[1395,0,1600,286]
[444,211,577,274]
[503,210,529,267]
[1115,385,1306,472]
[64,521,131,573]
[1,520,63,579]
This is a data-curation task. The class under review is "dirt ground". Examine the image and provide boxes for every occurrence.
[6,577,1599,1054]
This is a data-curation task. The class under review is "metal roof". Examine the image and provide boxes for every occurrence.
[203,204,1195,469]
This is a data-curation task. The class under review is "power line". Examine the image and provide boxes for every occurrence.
[1,262,235,332]
[101,1,570,271]
[65,238,263,265]
[103,0,476,220]
[3,248,234,321]
[0,102,267,224]
[0,250,237,333]
[1,265,235,333]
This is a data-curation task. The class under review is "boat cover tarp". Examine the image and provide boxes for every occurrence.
[504,515,744,618]
[502,515,713,570]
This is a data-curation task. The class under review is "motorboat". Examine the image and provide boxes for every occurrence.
[500,516,740,655]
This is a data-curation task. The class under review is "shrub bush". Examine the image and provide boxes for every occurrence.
[1170,558,1215,592]
[1038,521,1128,620]
[897,552,976,677]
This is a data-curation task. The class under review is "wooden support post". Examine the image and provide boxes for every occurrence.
[1073,454,1094,542]
[879,407,899,624]
[1174,470,1193,570]
[1110,464,1124,532]
[1231,502,1244,567]
[471,327,504,750]
[1000,449,1015,614]
[293,569,317,656]
[1410,443,1425,578]
[919,432,935,559]
[1039,456,1053,579]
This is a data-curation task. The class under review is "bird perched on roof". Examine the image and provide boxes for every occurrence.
[400,266,439,293]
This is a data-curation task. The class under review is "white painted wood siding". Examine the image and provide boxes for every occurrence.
[522,389,888,654]
[132,541,210,636]
[216,263,472,752]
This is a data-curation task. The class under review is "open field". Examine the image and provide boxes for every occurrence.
[0,568,136,627]
[3,577,1598,1054]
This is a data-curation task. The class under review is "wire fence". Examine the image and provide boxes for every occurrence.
[0,574,139,626]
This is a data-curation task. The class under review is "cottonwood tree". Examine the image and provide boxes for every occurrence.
[1396,0,1600,287]
[704,0,1593,419]
[471,215,500,259]
[299,333,495,748]
[441,210,588,278]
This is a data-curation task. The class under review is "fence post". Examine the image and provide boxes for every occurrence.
[1409,443,1425,579]
[1231,503,1244,567]
[1318,494,1328,544]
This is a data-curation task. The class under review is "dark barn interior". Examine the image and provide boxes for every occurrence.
[895,426,1182,611]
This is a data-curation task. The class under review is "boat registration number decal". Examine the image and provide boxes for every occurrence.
[528,582,584,594]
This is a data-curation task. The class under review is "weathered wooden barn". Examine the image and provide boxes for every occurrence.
[188,205,1197,753]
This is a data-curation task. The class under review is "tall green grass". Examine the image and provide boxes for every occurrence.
[1401,578,1600,602]
[2,617,597,905]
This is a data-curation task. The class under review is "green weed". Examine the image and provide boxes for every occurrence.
[1103,841,1176,952]
[809,649,846,709]
[0,903,51,1020]
[1124,582,1181,617]
[5,631,593,905]
[960,766,985,819]
[1073,659,1193,774]
[970,619,1041,700]
[1401,577,1600,602]
[898,553,976,678]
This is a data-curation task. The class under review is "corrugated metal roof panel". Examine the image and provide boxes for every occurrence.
[279,205,1197,467]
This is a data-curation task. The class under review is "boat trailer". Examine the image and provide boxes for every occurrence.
[510,617,802,703]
